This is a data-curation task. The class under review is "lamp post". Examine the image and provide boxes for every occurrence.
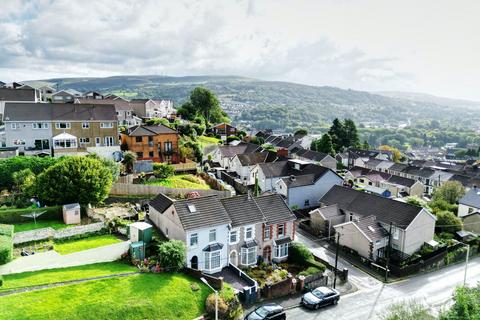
[201,277,218,320]
[457,241,470,286]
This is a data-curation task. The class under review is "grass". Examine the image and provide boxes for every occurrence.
[0,262,136,291]
[13,220,74,233]
[0,273,209,320]
[53,234,122,255]
[197,135,222,149]
[145,174,211,190]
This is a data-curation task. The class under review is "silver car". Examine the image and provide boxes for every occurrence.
[301,286,340,310]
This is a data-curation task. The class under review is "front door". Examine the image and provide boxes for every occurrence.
[190,256,198,269]
[263,246,272,262]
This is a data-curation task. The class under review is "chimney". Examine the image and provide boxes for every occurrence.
[289,175,296,181]
[277,148,288,158]
[186,191,200,199]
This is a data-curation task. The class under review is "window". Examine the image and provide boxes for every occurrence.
[95,137,101,146]
[304,199,310,207]
[100,122,113,128]
[136,152,143,158]
[55,122,71,129]
[264,226,271,240]
[34,139,50,150]
[277,224,285,238]
[32,123,48,129]
[104,136,114,146]
[82,122,90,129]
[190,233,198,247]
[79,138,90,145]
[392,227,399,240]
[275,243,288,258]
[468,207,474,214]
[164,141,173,152]
[10,123,19,129]
[12,139,26,146]
[205,251,221,270]
[245,226,254,241]
[135,136,142,143]
[148,151,154,157]
[229,230,238,244]
[209,229,216,242]
[241,247,257,266]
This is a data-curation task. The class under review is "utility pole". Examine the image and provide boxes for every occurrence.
[384,222,393,282]
[464,243,470,286]
[333,232,340,288]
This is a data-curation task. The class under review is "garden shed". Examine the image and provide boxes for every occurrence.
[62,203,81,225]
[130,241,146,260]
[129,222,152,244]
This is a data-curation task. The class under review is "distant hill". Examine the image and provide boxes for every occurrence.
[32,75,480,133]
[374,91,480,109]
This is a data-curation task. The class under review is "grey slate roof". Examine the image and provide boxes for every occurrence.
[149,194,231,231]
[386,175,417,188]
[258,160,331,181]
[355,216,388,241]
[459,188,480,208]
[4,103,116,121]
[218,142,261,158]
[254,193,296,225]
[281,174,318,188]
[294,149,329,162]
[389,163,408,172]
[236,152,278,166]
[0,88,36,101]
[126,124,177,136]
[320,185,425,229]
[403,166,435,178]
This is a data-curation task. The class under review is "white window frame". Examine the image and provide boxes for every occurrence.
[229,229,239,244]
[241,247,257,266]
[104,136,114,146]
[277,224,285,238]
[204,250,221,271]
[100,122,114,128]
[95,137,101,146]
[55,122,71,129]
[10,123,19,130]
[189,233,198,247]
[392,227,400,240]
[244,225,255,241]
[82,122,90,129]
[79,137,90,145]
[32,122,48,129]
[275,243,289,258]
[209,229,216,243]
[264,226,271,240]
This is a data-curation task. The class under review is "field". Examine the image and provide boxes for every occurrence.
[13,220,74,233]
[0,262,136,291]
[0,272,209,320]
[53,234,122,255]
[144,174,211,190]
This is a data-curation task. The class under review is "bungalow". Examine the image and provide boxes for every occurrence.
[291,149,337,171]
[148,194,232,274]
[314,185,436,260]
[458,188,480,218]
[213,123,237,141]
[220,193,296,267]
[209,142,261,170]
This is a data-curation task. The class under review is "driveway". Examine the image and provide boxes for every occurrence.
[285,257,480,319]
[0,241,130,275]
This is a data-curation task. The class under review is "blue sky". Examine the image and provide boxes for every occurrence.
[1,0,479,100]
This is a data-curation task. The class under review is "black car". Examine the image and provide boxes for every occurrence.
[244,303,286,320]
[301,286,340,310]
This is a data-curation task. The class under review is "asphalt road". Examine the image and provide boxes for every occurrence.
[285,256,480,319]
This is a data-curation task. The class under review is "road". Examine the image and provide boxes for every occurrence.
[289,230,480,319]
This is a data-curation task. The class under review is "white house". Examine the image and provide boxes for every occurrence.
[229,151,279,185]
[458,188,480,218]
[148,193,232,274]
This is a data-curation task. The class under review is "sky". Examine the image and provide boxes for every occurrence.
[1,0,479,100]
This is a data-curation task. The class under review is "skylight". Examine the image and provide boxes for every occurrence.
[368,226,375,232]
[187,204,197,213]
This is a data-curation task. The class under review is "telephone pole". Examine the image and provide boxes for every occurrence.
[384,222,393,282]
[333,232,340,288]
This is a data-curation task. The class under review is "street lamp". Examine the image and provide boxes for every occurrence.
[201,277,218,320]
[457,241,470,286]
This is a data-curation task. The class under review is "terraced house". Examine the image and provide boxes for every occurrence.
[3,103,119,158]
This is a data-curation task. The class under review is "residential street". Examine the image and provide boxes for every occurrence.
[290,230,480,319]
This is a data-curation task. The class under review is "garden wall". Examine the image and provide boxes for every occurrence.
[110,183,231,198]
[0,206,63,224]
[184,267,224,290]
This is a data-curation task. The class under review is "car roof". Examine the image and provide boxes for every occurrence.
[314,287,335,295]
[260,303,283,312]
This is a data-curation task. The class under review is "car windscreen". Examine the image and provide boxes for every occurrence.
[312,289,326,298]
[255,307,270,317]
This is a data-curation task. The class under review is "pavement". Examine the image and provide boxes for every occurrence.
[0,241,130,275]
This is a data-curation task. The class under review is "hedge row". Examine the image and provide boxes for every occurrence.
[0,206,63,224]
[0,224,14,265]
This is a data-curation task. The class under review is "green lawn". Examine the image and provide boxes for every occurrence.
[0,273,209,320]
[13,220,74,233]
[198,135,222,149]
[145,174,211,190]
[0,262,136,291]
[54,234,122,255]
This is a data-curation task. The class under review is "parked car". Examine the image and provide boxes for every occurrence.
[244,303,286,320]
[301,286,340,310]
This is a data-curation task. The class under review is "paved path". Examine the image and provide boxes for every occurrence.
[0,241,130,275]
[0,272,140,297]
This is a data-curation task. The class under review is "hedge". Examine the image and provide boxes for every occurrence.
[0,224,14,265]
[0,206,63,224]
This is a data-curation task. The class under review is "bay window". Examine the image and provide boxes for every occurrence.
[275,243,289,259]
[241,247,257,266]
[204,251,221,270]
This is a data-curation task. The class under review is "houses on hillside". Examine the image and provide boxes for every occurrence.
[212,123,237,141]
[148,193,296,273]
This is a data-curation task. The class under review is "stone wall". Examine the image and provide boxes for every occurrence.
[110,182,231,198]
[14,222,105,245]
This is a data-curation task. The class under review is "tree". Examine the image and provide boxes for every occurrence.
[177,87,229,125]
[380,300,435,320]
[378,145,402,162]
[435,210,463,233]
[35,156,113,205]
[157,240,186,272]
[343,119,360,149]
[288,242,313,264]
[440,285,480,320]
[294,129,308,136]
[251,136,265,145]
[328,118,345,152]
[0,156,58,190]
[122,151,137,173]
[145,118,171,127]
[12,168,36,207]
[432,181,465,204]
[362,140,370,150]
[312,133,335,155]
[153,163,175,179]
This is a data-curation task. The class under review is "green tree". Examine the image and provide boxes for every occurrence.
[153,163,175,179]
[177,87,229,125]
[435,210,463,233]
[440,285,480,320]
[294,129,308,136]
[12,168,36,207]
[0,157,58,190]
[432,181,465,204]
[378,145,403,162]
[328,118,345,152]
[381,300,435,320]
[362,140,370,150]
[343,119,360,148]
[122,151,137,173]
[288,242,313,264]
[157,240,186,272]
[312,133,335,155]
[35,156,113,205]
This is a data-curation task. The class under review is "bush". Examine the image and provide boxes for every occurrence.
[0,274,3,287]
[0,224,14,265]
[205,285,242,320]
[305,259,326,273]
[153,163,175,179]
[289,242,313,264]
[0,206,63,224]
[436,211,463,233]
[226,135,240,143]
[440,285,480,320]
[299,266,322,276]
[157,240,186,272]
[380,300,435,320]
[0,156,59,190]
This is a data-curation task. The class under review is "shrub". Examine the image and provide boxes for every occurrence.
[305,259,326,273]
[153,163,175,179]
[289,242,313,264]
[0,224,14,265]
[299,266,322,276]
[226,135,240,143]
[0,206,63,224]
[436,211,463,233]
[205,285,242,320]
[0,156,59,190]
[0,274,3,287]
[439,284,480,319]
[380,300,435,320]
[157,240,186,272]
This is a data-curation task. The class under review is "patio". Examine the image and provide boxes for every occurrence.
[212,267,252,291]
